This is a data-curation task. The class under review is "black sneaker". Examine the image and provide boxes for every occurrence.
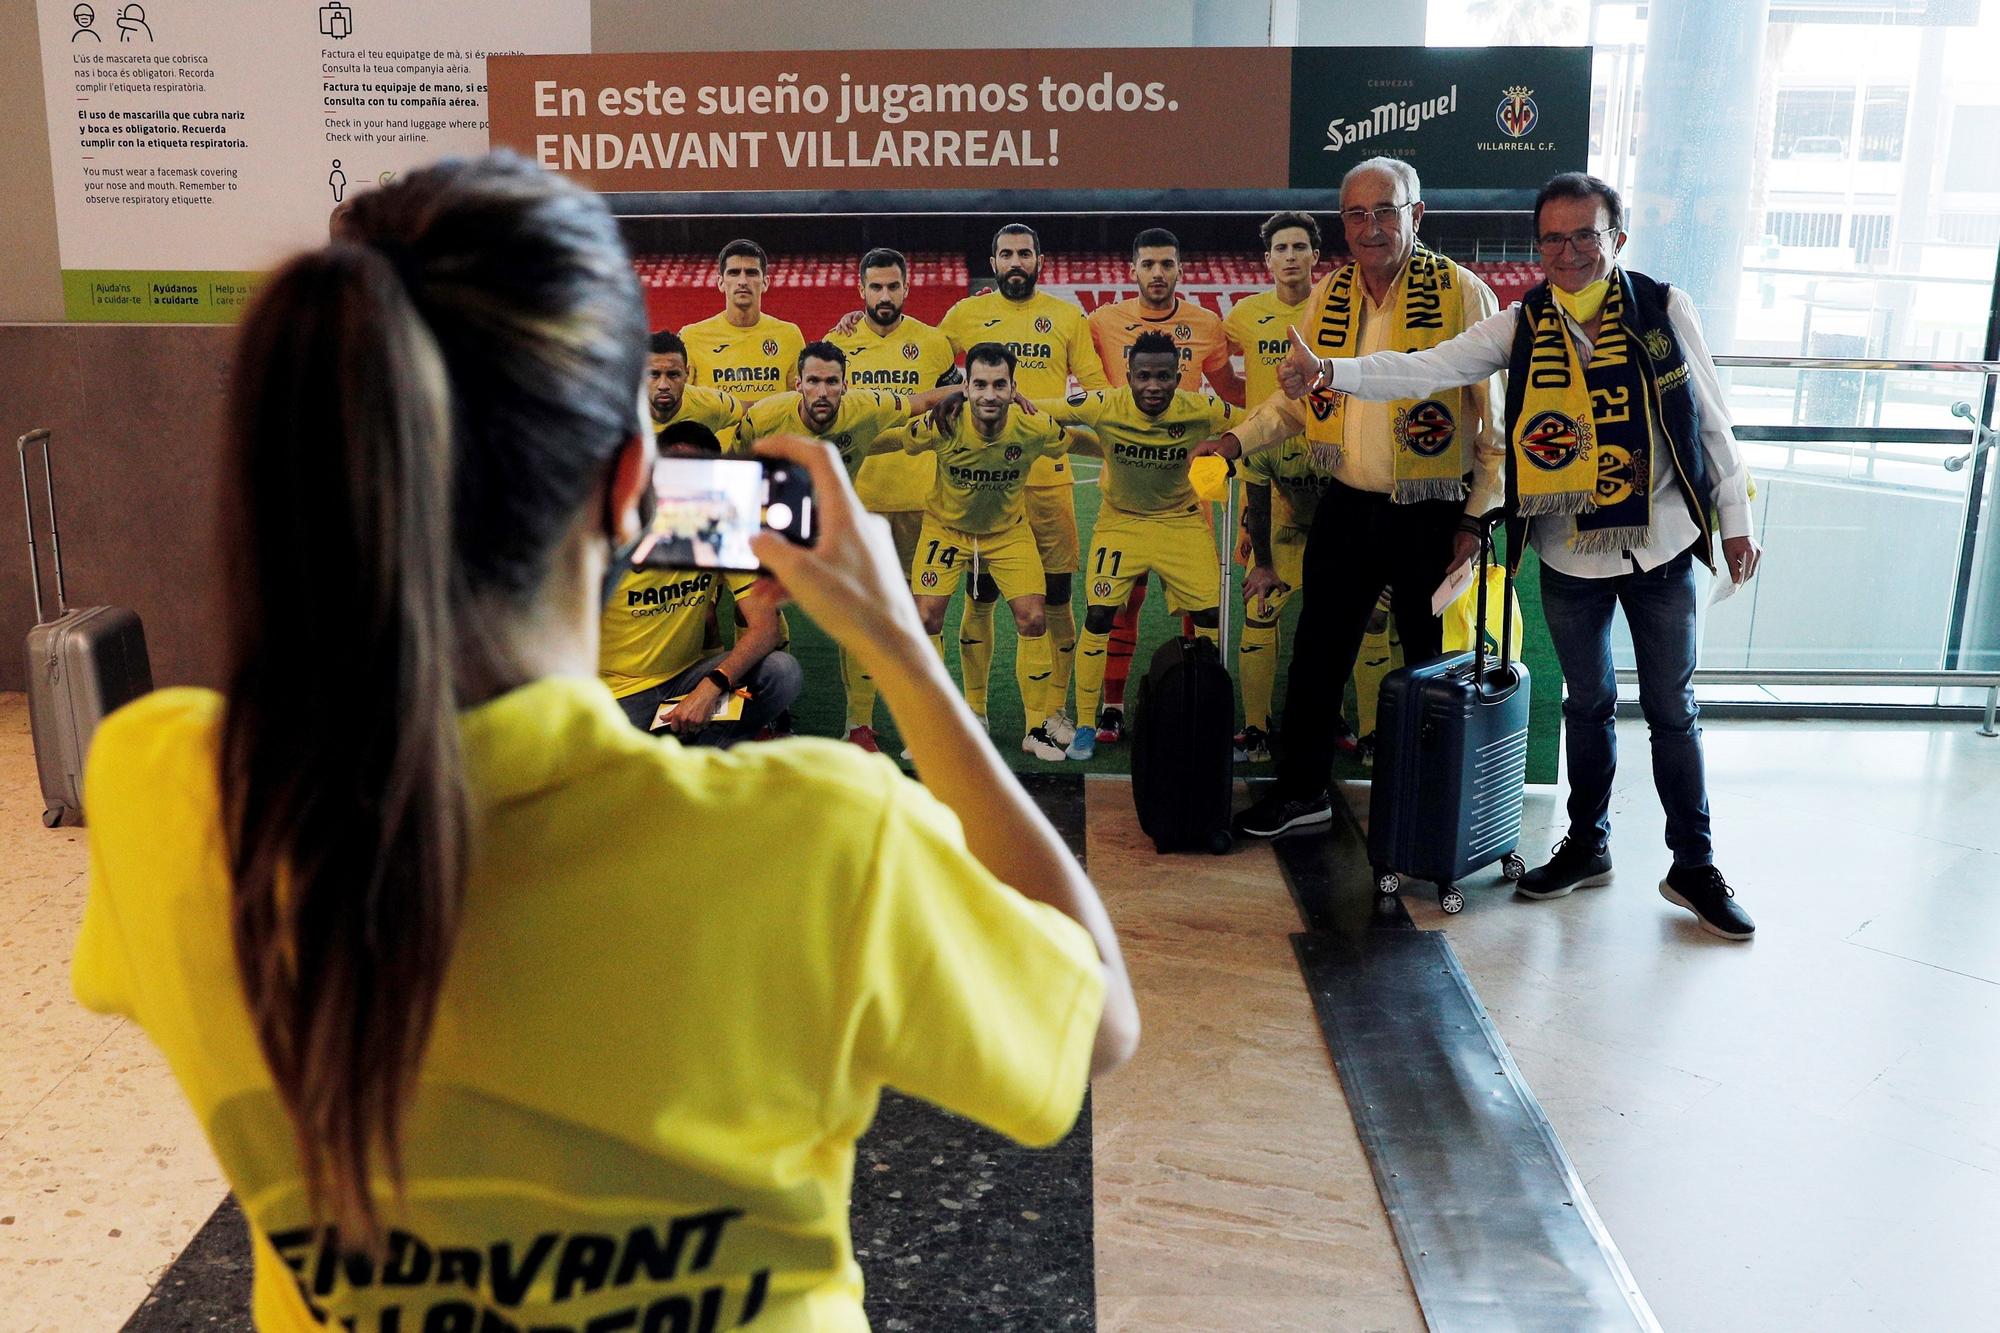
[1659,864,1756,940]
[1516,836,1613,900]
[1096,706,1125,744]
[1233,789,1333,839]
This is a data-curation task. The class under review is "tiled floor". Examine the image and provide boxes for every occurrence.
[1350,719,2000,1332]
[3,690,1998,1330]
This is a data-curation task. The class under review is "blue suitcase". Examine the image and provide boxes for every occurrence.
[1367,534,1530,913]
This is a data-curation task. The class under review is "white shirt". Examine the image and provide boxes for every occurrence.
[1319,284,1754,577]
[1230,267,1507,517]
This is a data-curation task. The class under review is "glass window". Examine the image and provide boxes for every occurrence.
[1944,106,2000,191]
[1774,88,1855,159]
[1859,88,1908,161]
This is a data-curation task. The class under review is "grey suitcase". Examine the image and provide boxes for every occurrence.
[19,429,152,828]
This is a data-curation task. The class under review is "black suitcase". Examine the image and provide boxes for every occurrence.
[1367,529,1530,913]
[1130,486,1236,856]
[19,429,153,828]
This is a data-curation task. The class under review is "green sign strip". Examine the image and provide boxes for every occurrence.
[61,270,264,323]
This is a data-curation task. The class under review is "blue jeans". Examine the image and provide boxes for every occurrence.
[1538,550,1713,867]
[615,651,803,747]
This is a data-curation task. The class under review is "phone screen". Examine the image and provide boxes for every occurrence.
[633,455,813,572]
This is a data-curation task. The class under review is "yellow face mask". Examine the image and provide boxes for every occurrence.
[1553,278,1610,324]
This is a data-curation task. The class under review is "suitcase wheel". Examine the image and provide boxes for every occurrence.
[1207,829,1234,856]
[1501,853,1527,881]
[1439,885,1465,915]
[1374,870,1401,896]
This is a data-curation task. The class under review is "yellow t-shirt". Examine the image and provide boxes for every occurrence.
[939,289,1108,488]
[830,317,956,514]
[1088,297,1232,392]
[599,567,761,699]
[655,386,748,453]
[1241,435,1334,534]
[896,408,1072,534]
[1044,388,1239,517]
[1223,289,1313,414]
[679,312,807,404]
[75,682,1103,1333]
[736,389,912,479]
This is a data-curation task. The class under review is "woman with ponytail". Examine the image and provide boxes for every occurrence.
[72,153,1136,1331]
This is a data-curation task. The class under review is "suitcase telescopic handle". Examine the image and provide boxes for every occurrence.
[1470,509,1521,701]
[17,429,67,624]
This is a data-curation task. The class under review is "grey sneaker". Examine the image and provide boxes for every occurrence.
[1516,836,1614,900]
[1043,711,1078,747]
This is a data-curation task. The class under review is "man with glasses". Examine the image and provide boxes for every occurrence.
[1221,170,1762,941]
[1192,156,1504,839]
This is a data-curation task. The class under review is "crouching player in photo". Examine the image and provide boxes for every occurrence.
[599,422,803,744]
[1037,331,1240,760]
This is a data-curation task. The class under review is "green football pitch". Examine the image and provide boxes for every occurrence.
[751,458,1561,783]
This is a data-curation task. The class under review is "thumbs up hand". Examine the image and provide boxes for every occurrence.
[1277,325,1329,400]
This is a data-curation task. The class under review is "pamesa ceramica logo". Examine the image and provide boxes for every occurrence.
[1323,85,1459,152]
[1497,85,1538,139]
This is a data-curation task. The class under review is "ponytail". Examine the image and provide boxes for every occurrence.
[221,243,465,1247]
[221,152,647,1252]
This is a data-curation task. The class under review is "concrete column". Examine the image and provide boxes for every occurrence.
[1626,0,1771,352]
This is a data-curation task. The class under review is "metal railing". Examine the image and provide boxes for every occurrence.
[1649,354,2000,731]
[1613,668,2000,736]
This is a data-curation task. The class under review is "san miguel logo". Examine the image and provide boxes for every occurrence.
[902,341,920,361]
[1396,399,1457,457]
[1034,316,1053,335]
[1324,85,1459,152]
[761,338,779,357]
[1519,410,1588,471]
[1497,85,1539,139]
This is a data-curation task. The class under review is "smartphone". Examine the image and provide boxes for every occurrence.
[632,455,814,573]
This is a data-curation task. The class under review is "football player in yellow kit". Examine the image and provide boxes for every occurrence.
[1033,331,1239,760]
[646,330,747,450]
[935,224,1109,749]
[1224,212,1324,762]
[827,248,962,751]
[1088,226,1248,743]
[884,343,1085,762]
[679,239,806,406]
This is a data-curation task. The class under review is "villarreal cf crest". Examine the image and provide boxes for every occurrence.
[1395,399,1457,457]
[1519,410,1591,471]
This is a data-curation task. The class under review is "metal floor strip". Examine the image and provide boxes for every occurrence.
[1271,796,1661,1333]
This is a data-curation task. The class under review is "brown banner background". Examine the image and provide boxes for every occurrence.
[489,49,1292,192]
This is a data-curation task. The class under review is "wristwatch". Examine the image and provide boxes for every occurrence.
[703,667,733,693]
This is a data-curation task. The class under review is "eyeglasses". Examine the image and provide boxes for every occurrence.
[1339,203,1415,228]
[1536,227,1617,256]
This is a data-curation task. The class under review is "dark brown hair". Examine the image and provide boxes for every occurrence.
[220,152,647,1246]
[1534,171,1626,235]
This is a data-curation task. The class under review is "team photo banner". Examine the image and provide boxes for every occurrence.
[489,46,1588,196]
